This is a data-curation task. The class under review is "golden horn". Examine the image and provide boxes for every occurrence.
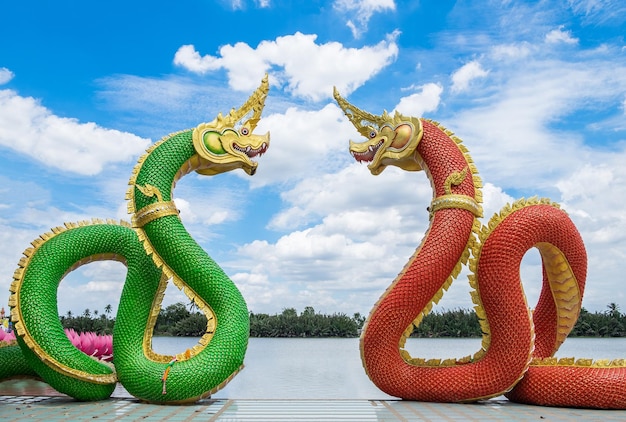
[333,87,387,138]
[223,74,270,130]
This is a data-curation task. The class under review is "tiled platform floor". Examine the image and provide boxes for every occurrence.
[2,380,626,421]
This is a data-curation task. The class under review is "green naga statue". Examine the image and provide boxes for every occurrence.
[0,76,270,404]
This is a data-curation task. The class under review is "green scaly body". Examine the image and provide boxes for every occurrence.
[0,77,269,403]
[118,130,250,403]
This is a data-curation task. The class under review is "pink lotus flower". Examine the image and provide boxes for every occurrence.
[0,329,15,342]
[64,329,113,361]
[1,328,113,361]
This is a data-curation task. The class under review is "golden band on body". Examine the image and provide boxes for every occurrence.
[132,201,179,228]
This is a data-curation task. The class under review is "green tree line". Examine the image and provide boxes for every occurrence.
[409,303,626,338]
[58,302,626,338]
[60,305,114,334]
[249,307,365,337]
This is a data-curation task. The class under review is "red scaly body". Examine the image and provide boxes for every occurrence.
[333,91,626,409]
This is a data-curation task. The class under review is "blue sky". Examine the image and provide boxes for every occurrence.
[1,0,626,318]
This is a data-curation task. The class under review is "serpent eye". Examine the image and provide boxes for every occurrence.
[369,130,377,138]
[240,127,250,136]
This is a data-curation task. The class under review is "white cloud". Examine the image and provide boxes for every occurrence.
[224,162,436,314]
[333,0,396,38]
[545,26,579,44]
[551,155,626,309]
[394,83,443,117]
[0,67,14,85]
[568,0,626,25]
[168,177,254,246]
[480,182,515,221]
[0,89,151,175]
[233,224,411,314]
[451,57,626,190]
[173,32,399,101]
[490,43,532,61]
[268,163,431,231]
[250,103,358,187]
[556,164,614,202]
[173,45,222,73]
[451,61,489,93]
[231,271,291,310]
[173,198,194,223]
[174,195,238,228]
[57,261,126,315]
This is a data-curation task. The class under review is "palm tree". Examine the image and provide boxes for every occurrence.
[103,304,112,332]
[353,312,365,329]
[188,299,199,313]
[607,303,621,317]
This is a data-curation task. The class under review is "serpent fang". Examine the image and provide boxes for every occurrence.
[0,76,270,403]
[334,88,626,409]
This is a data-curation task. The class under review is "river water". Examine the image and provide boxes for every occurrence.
[151,336,626,400]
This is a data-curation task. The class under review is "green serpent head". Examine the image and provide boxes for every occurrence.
[333,87,423,175]
[193,75,270,176]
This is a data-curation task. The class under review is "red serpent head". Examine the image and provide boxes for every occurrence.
[334,87,423,175]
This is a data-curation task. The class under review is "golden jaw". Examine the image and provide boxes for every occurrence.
[192,74,270,176]
[349,122,420,175]
[193,125,270,176]
[220,129,270,176]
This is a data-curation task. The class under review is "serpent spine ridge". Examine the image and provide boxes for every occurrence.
[334,88,626,409]
[1,76,270,403]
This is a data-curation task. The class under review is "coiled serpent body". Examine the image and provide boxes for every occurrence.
[0,77,269,403]
[334,88,626,409]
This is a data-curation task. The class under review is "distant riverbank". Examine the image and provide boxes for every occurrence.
[54,302,626,338]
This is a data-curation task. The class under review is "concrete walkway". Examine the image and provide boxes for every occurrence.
[1,379,625,421]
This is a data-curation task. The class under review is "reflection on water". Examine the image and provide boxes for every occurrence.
[151,336,626,400]
[401,337,626,360]
[153,337,393,399]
